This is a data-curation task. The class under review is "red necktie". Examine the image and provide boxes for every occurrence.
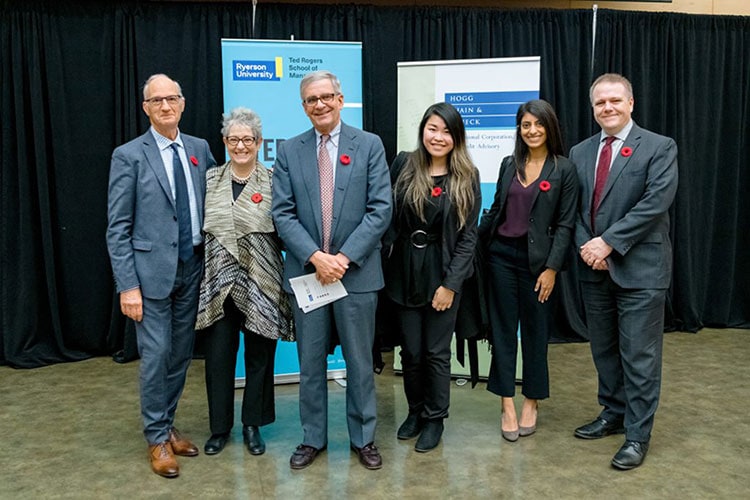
[591,136,616,231]
[318,134,334,252]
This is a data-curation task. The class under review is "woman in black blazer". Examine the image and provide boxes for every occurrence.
[383,102,481,452]
[478,100,578,442]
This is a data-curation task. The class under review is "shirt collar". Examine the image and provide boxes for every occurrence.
[315,122,342,147]
[600,119,634,143]
[150,126,184,151]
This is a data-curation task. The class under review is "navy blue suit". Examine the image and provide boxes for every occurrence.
[107,129,215,444]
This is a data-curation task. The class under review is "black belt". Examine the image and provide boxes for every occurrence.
[408,229,439,249]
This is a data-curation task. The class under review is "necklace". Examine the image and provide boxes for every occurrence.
[231,163,256,185]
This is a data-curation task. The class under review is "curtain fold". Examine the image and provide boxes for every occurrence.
[2,1,748,367]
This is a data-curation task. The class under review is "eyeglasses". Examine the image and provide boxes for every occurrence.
[302,93,338,107]
[225,136,257,147]
[144,95,183,107]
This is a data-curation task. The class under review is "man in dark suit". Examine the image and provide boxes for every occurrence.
[272,71,392,470]
[569,73,678,470]
[107,74,216,477]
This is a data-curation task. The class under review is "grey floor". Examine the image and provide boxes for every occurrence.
[1,328,748,499]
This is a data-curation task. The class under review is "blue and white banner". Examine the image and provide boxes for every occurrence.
[397,57,541,206]
[221,39,363,383]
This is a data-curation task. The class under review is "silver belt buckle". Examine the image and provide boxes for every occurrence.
[410,229,428,249]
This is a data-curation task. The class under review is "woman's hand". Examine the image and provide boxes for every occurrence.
[534,269,557,303]
[432,286,455,312]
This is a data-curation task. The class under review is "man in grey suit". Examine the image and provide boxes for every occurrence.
[107,74,216,478]
[569,73,678,470]
[272,71,392,470]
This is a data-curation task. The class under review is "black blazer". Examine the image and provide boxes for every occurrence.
[384,151,482,293]
[478,155,579,276]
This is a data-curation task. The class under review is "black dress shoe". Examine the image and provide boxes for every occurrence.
[574,417,625,439]
[351,442,383,470]
[612,440,649,470]
[242,425,266,455]
[204,433,230,455]
[397,413,423,440]
[290,444,325,470]
[415,420,444,453]
[112,350,138,364]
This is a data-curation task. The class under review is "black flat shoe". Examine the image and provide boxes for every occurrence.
[204,433,230,455]
[574,417,625,439]
[612,440,649,470]
[242,425,266,455]
[415,420,443,453]
[397,413,423,440]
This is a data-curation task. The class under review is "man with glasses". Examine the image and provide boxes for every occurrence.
[107,73,216,478]
[272,70,392,470]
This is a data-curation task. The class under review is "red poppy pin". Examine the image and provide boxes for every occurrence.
[251,193,263,204]
[621,147,633,158]
[190,155,199,166]
[539,180,551,192]
[431,186,443,197]
[339,154,351,165]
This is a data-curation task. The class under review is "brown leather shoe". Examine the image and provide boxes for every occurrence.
[168,427,199,457]
[351,442,383,470]
[290,444,325,470]
[148,441,179,478]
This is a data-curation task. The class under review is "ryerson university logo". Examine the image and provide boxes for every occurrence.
[233,58,283,81]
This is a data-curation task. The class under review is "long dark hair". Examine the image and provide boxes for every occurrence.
[512,99,565,182]
[395,102,478,229]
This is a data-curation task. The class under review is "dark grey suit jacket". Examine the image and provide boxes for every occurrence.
[106,130,215,299]
[570,122,678,289]
[478,155,579,276]
[271,122,392,293]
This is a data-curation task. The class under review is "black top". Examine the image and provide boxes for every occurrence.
[231,180,246,201]
[385,174,448,307]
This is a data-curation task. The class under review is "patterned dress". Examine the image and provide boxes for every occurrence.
[196,161,294,341]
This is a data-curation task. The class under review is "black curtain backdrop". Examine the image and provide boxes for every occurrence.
[2,1,748,367]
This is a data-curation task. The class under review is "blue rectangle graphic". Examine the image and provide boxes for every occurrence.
[233,60,280,81]
[462,115,517,128]
[445,91,539,105]
[446,90,540,129]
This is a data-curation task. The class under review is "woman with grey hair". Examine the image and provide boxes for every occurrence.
[196,107,294,456]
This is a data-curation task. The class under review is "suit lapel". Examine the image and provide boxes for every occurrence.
[332,124,357,237]
[181,136,205,222]
[599,125,643,207]
[582,135,600,208]
[299,129,324,239]
[498,160,515,211]
[530,157,555,209]
[142,133,175,209]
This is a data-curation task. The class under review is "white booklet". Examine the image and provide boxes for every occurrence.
[289,273,348,313]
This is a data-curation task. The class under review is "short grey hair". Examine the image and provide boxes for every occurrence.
[589,73,633,105]
[142,74,182,100]
[221,107,262,138]
[299,70,342,100]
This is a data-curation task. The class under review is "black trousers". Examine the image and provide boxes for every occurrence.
[486,237,553,399]
[203,297,278,434]
[397,300,459,421]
